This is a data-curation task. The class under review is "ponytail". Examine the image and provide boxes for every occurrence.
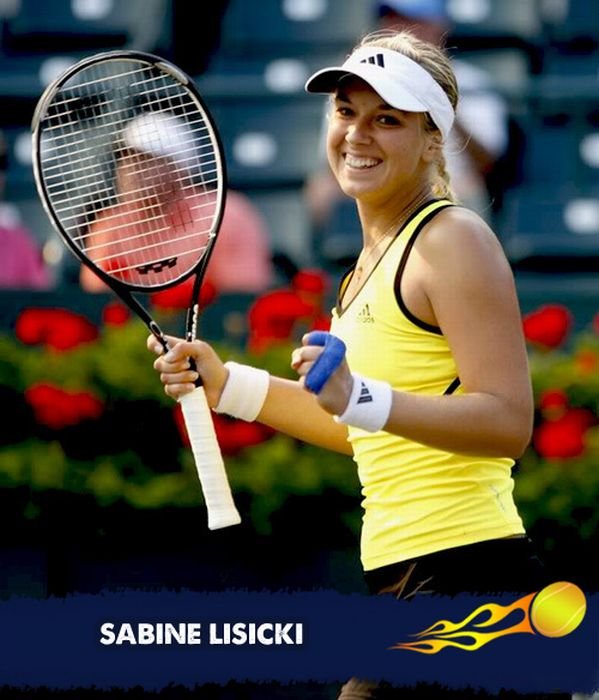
[432,151,457,202]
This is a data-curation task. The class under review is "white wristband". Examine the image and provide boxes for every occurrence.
[334,373,393,433]
[214,362,270,422]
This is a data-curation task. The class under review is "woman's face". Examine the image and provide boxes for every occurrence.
[116,148,176,203]
[326,77,435,207]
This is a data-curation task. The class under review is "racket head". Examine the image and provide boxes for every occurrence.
[32,50,226,294]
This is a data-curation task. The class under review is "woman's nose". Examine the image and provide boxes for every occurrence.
[345,122,371,145]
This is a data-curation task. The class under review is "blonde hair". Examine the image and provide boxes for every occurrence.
[356,30,459,202]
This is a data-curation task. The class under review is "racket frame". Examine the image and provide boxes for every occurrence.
[31,51,242,530]
[31,50,227,320]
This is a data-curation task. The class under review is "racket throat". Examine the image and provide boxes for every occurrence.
[149,320,169,353]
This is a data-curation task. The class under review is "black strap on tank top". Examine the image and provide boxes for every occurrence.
[394,202,455,335]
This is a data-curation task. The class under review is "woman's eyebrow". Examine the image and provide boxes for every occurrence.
[334,90,352,103]
[333,92,404,114]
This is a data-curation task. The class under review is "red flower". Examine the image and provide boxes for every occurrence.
[25,383,104,429]
[310,313,331,332]
[213,413,275,456]
[248,289,316,353]
[102,301,130,326]
[16,308,98,351]
[172,404,274,456]
[292,269,329,296]
[533,408,596,460]
[522,305,572,349]
[150,278,217,310]
[538,389,569,416]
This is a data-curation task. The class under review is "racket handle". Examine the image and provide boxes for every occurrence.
[179,386,241,530]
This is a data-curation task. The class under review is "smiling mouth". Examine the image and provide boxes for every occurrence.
[344,154,381,170]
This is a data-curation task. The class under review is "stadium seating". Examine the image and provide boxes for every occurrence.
[209,96,325,190]
[520,109,598,187]
[219,0,371,57]
[0,0,597,281]
[539,0,599,42]
[2,0,165,52]
[448,0,541,44]
[501,186,599,270]
[316,197,362,269]
[2,126,35,199]
[199,51,344,100]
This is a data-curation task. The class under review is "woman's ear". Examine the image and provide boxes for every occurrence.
[422,131,443,164]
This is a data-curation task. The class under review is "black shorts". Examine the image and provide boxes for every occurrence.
[364,536,551,598]
[338,537,569,699]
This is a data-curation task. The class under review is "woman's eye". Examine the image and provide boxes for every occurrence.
[335,106,353,117]
[377,114,400,126]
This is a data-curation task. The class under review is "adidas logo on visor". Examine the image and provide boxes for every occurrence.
[360,53,385,68]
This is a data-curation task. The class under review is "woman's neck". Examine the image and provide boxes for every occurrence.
[356,185,434,248]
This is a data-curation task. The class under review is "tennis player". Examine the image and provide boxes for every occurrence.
[149,31,555,698]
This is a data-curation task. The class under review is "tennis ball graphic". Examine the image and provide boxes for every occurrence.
[530,581,586,638]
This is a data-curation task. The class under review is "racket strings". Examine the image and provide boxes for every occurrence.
[59,184,219,227]
[47,164,218,214]
[41,127,216,176]
[43,147,218,192]
[93,229,215,265]
[39,57,223,288]
[80,207,218,253]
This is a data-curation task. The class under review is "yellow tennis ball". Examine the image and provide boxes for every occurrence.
[530,581,586,638]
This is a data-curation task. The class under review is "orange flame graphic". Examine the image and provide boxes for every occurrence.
[392,581,586,654]
[391,593,536,654]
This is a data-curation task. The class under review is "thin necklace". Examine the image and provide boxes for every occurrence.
[354,192,431,279]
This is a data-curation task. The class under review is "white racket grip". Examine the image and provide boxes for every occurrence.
[179,386,241,530]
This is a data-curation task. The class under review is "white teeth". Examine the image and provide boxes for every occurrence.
[345,154,380,169]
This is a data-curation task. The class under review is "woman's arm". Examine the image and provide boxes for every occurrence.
[293,208,533,459]
[148,336,352,455]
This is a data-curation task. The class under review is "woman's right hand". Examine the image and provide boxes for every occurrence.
[146,335,229,408]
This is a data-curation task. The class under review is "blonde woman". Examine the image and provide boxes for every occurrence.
[149,31,552,698]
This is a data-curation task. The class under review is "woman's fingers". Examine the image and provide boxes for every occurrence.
[159,370,199,386]
[290,345,324,373]
[146,335,227,407]
[164,382,195,399]
[154,356,190,373]
[146,333,183,356]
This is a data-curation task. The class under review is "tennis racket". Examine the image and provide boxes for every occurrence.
[31,50,241,530]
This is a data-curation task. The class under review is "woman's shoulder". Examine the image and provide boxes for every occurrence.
[413,205,511,284]
[420,205,502,258]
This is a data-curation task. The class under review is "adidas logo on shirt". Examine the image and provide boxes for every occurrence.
[357,304,374,323]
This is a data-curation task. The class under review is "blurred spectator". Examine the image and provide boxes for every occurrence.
[0,130,51,290]
[304,0,509,228]
[80,113,274,295]
[204,189,274,294]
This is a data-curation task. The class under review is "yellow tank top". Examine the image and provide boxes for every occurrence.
[330,199,524,572]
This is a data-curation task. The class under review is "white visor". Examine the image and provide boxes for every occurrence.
[121,112,196,172]
[305,46,454,141]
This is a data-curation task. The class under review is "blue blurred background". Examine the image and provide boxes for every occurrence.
[0,2,598,696]
[1,0,597,296]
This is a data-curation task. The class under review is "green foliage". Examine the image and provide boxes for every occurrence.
[514,331,599,542]
[2,311,598,546]
[0,316,356,535]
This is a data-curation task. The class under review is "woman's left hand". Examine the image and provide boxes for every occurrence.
[291,333,354,415]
